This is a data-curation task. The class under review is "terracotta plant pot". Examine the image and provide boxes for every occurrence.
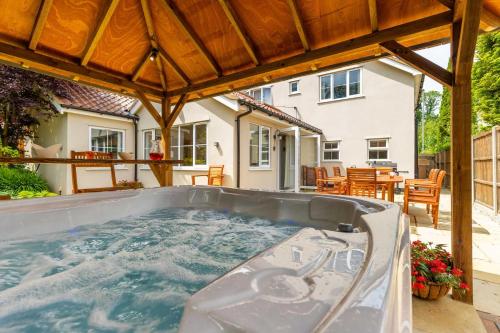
[413,282,450,300]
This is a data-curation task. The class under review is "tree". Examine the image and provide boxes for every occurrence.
[472,31,500,129]
[418,90,442,153]
[0,65,68,149]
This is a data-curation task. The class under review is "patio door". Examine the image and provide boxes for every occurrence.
[278,127,300,192]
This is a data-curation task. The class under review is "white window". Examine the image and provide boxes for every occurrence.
[142,123,207,167]
[319,68,361,101]
[368,138,389,161]
[250,124,270,168]
[89,127,125,158]
[323,141,340,161]
[248,87,272,104]
[289,80,299,95]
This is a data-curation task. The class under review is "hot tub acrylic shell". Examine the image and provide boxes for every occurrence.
[0,186,411,333]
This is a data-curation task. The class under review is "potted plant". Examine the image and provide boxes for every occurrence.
[411,240,469,300]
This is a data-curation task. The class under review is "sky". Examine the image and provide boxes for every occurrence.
[415,44,450,92]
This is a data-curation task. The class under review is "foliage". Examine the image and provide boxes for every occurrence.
[13,190,58,199]
[0,65,69,149]
[417,90,441,153]
[0,167,49,195]
[0,145,20,157]
[472,31,500,129]
[411,240,469,294]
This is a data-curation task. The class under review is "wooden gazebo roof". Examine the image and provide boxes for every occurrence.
[0,0,498,103]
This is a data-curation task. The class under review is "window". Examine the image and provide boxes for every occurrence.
[89,127,124,158]
[250,124,270,168]
[142,123,207,167]
[248,87,272,104]
[289,80,299,94]
[368,139,389,161]
[319,68,361,101]
[172,123,207,167]
[323,141,340,161]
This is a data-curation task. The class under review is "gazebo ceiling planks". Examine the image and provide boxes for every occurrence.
[0,0,498,103]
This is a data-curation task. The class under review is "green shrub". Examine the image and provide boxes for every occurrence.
[0,146,19,158]
[13,190,58,199]
[0,167,49,195]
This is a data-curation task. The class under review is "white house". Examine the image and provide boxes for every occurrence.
[35,58,422,195]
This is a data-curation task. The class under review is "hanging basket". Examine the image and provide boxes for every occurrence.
[413,282,450,300]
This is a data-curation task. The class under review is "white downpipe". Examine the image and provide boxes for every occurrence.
[294,127,301,193]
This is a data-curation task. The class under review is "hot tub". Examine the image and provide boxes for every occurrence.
[0,186,411,332]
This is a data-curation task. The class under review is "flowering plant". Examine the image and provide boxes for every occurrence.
[411,240,469,294]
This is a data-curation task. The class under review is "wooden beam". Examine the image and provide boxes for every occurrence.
[450,0,483,304]
[29,0,53,50]
[0,41,163,99]
[367,0,378,32]
[157,47,190,85]
[135,89,162,125]
[218,0,260,64]
[161,0,222,76]
[166,11,453,97]
[436,0,454,9]
[81,0,121,66]
[132,50,152,82]
[140,0,167,91]
[160,97,172,186]
[437,0,499,29]
[286,0,310,51]
[166,94,187,128]
[380,40,452,87]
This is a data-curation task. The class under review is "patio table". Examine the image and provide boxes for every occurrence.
[327,174,404,202]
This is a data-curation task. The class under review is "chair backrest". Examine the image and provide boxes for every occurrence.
[376,167,393,175]
[333,166,342,177]
[314,167,328,192]
[71,150,116,193]
[433,170,446,200]
[347,168,377,198]
[208,165,224,186]
[428,168,440,182]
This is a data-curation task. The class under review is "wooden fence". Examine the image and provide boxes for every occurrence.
[472,126,499,214]
[418,126,499,215]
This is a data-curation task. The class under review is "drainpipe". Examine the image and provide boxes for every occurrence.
[133,117,138,182]
[236,107,253,188]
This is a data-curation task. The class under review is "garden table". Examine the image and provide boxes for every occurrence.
[327,174,404,202]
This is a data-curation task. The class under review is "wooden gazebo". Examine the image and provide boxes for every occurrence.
[0,0,499,303]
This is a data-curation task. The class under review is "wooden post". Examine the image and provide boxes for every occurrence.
[161,97,172,186]
[492,126,498,215]
[450,0,482,304]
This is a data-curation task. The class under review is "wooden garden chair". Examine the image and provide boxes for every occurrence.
[314,166,347,195]
[374,167,393,200]
[347,168,378,198]
[403,170,446,229]
[71,150,128,194]
[192,165,224,186]
[332,166,342,177]
[406,168,440,213]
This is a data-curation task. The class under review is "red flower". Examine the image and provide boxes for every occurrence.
[412,282,425,290]
[459,282,470,291]
[416,276,426,282]
[411,270,418,276]
[451,268,463,277]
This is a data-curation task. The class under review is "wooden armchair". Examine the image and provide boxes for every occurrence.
[403,170,446,228]
[192,165,224,186]
[406,168,440,213]
[347,168,378,198]
[314,167,346,194]
[333,166,342,177]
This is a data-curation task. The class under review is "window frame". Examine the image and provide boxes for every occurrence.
[249,123,271,169]
[247,86,273,104]
[142,128,161,160]
[322,141,340,162]
[318,68,362,102]
[289,80,300,95]
[367,138,390,161]
[88,126,125,157]
[141,122,208,170]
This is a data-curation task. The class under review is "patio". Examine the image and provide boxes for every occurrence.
[397,190,500,332]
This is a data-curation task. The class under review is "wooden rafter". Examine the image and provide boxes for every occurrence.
[380,40,452,87]
[0,41,163,99]
[166,93,187,128]
[140,0,168,91]
[218,0,260,64]
[437,0,500,29]
[165,11,453,97]
[161,0,222,76]
[135,89,162,125]
[81,0,121,66]
[132,49,152,82]
[29,0,53,50]
[157,47,190,85]
[450,0,483,304]
[367,0,378,32]
[286,0,310,51]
